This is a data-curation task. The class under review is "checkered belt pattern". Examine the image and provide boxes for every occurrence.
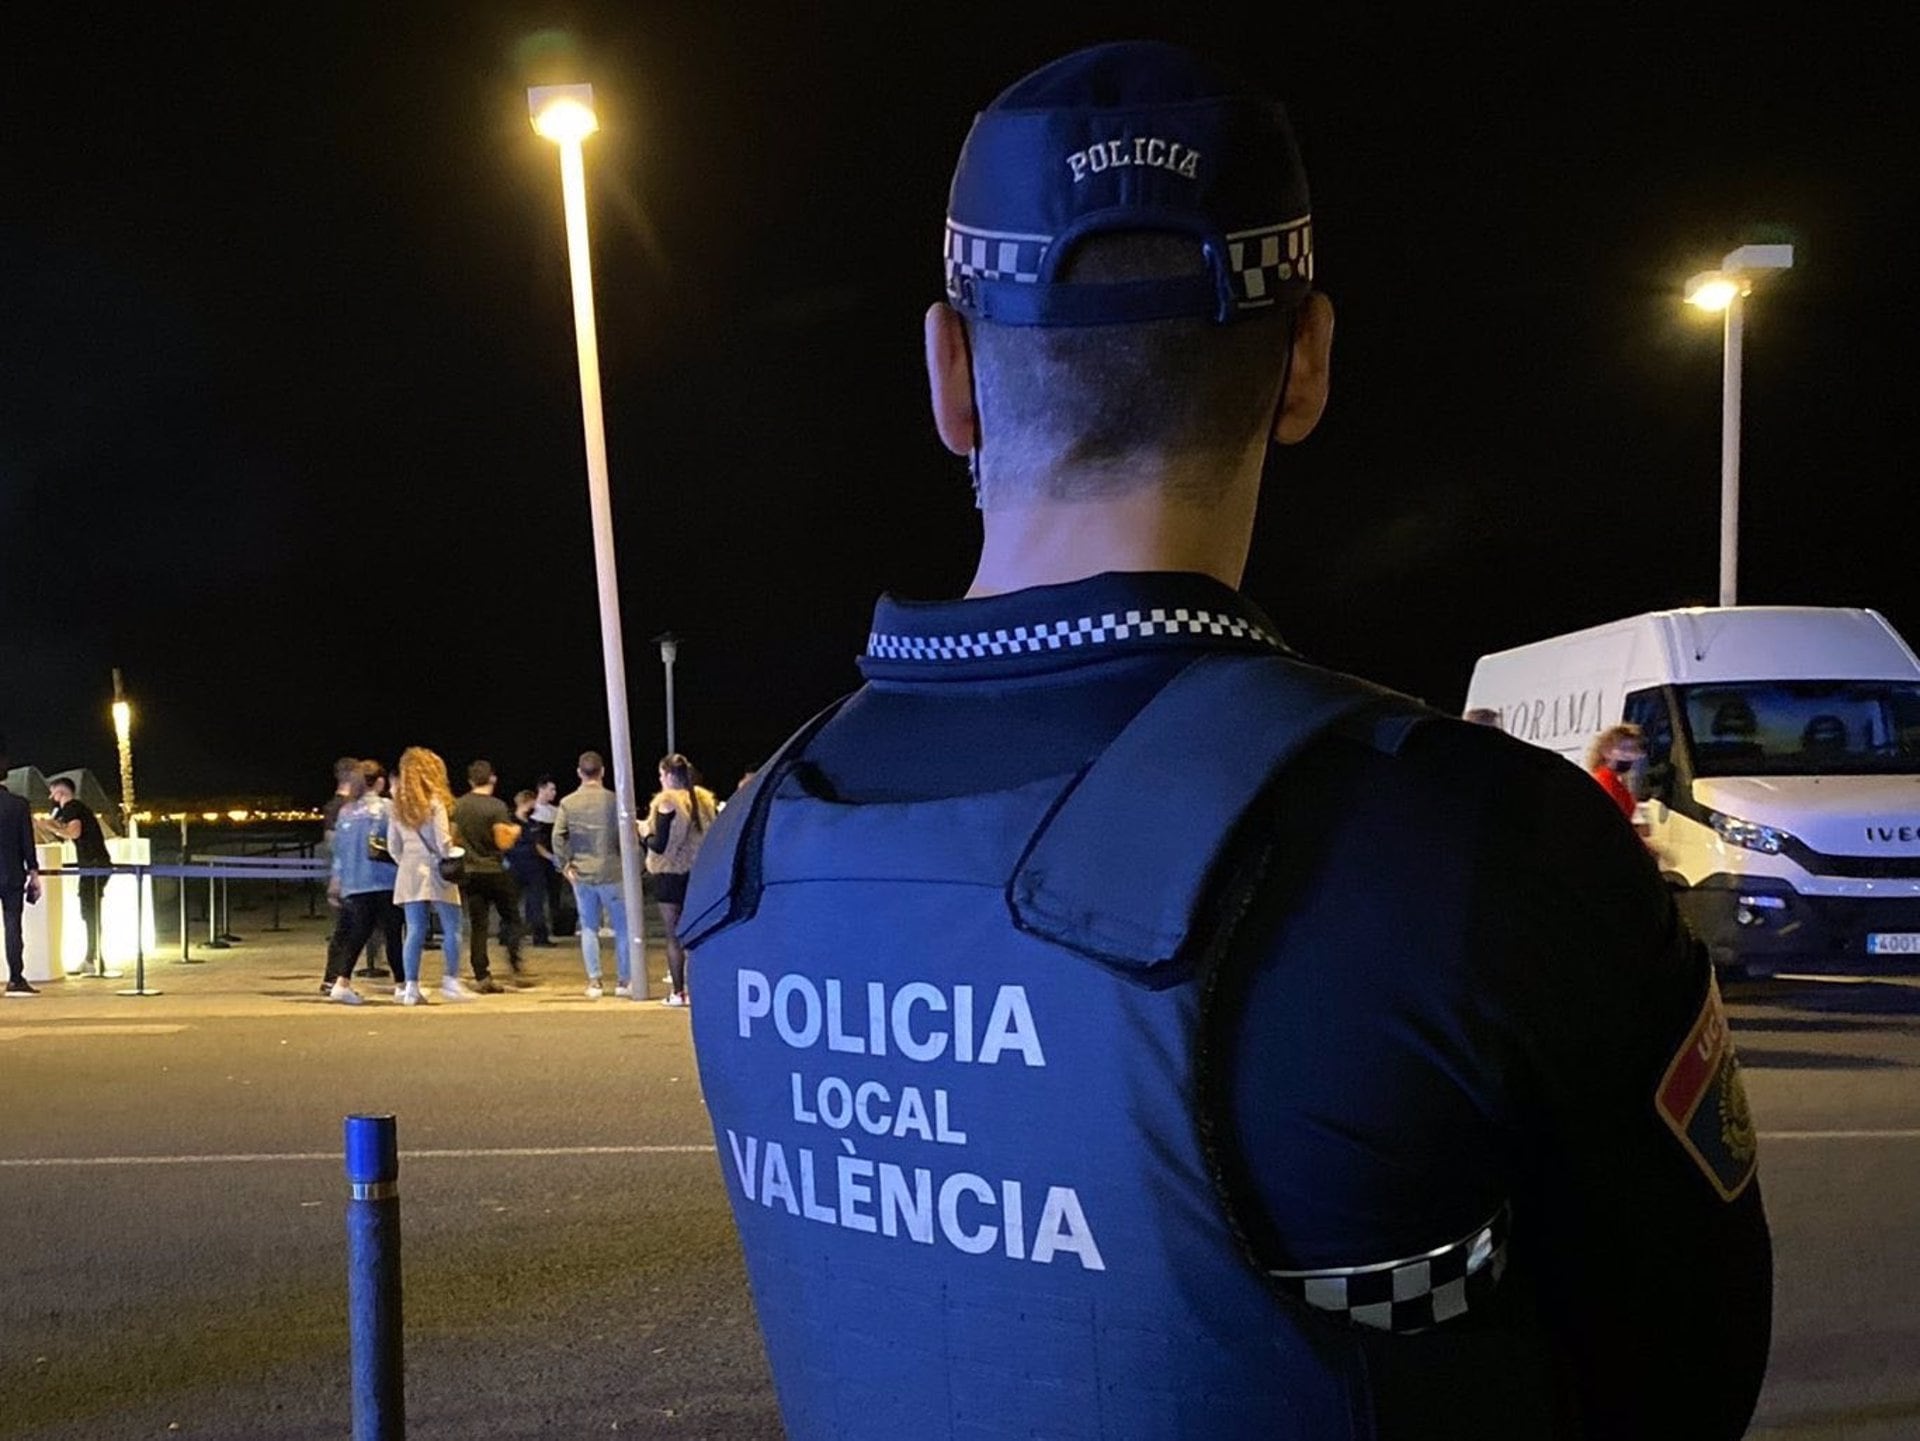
[943,215,1312,314]
[1267,1206,1511,1334]
[866,607,1282,662]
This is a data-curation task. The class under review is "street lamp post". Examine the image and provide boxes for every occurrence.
[1684,242,1794,607]
[529,83,649,996]
[656,633,678,757]
[111,667,135,837]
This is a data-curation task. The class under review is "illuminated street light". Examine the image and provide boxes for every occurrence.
[527,82,649,995]
[531,92,599,144]
[111,667,136,838]
[1682,275,1742,313]
[1684,242,1794,607]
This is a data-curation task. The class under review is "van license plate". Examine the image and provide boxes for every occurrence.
[1867,934,1920,955]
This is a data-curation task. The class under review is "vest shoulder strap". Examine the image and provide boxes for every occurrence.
[678,695,853,949]
[1009,652,1429,977]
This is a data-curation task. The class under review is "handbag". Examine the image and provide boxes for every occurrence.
[401,808,467,885]
[425,830,467,885]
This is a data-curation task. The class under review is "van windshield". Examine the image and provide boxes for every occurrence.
[1678,680,1920,776]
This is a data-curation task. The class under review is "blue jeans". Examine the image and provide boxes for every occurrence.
[401,899,464,983]
[574,882,628,984]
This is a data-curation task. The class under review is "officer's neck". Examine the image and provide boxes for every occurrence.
[966,475,1257,598]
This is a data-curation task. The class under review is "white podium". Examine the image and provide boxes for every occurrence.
[20,843,61,982]
[33,837,157,980]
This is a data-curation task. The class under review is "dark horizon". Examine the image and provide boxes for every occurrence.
[5,6,1915,802]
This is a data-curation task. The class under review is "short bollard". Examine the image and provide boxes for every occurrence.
[345,1115,405,1440]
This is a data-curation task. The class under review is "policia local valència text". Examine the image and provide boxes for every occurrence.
[724,970,1107,1270]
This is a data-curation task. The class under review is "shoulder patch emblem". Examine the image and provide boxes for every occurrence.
[1655,975,1757,1201]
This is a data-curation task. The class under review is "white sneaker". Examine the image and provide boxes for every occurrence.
[400,982,424,1006]
[584,981,604,1000]
[661,991,689,1009]
[440,977,477,1002]
[613,983,632,999]
[330,980,364,1006]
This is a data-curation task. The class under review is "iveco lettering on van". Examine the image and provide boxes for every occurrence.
[1465,607,1920,976]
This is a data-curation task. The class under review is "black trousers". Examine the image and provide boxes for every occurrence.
[513,866,551,943]
[464,871,523,979]
[325,891,404,986]
[78,873,105,964]
[2,888,22,983]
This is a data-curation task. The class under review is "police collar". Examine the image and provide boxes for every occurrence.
[860,571,1288,680]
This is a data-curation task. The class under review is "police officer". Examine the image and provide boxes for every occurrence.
[686,42,1771,1440]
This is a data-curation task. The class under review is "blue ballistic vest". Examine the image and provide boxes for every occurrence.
[685,654,1422,1440]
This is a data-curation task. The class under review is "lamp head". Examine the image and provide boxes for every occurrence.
[1721,242,1793,274]
[529,84,598,144]
[1686,242,1794,311]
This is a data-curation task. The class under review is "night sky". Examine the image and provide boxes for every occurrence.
[5,5,1914,803]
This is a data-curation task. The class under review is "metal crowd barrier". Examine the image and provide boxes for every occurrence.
[37,856,331,997]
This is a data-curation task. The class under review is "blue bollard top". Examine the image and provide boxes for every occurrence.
[344,1114,399,1186]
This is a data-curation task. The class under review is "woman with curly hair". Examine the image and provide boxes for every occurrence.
[1585,723,1646,823]
[387,746,475,1005]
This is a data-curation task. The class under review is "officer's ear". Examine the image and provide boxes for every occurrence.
[925,302,978,457]
[1272,291,1334,446]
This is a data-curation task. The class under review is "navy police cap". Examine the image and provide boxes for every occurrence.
[944,41,1313,327]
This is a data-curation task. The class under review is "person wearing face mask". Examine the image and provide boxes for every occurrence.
[1587,723,1647,823]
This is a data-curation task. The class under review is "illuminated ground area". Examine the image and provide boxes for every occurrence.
[0,917,778,1440]
[1,919,1916,1438]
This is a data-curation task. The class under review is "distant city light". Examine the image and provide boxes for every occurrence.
[151,807,325,824]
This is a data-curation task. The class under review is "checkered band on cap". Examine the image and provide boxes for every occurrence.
[943,44,1313,325]
[943,216,1312,316]
[867,607,1282,663]
[1267,1206,1511,1335]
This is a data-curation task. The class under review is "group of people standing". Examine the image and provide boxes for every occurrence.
[322,747,719,1006]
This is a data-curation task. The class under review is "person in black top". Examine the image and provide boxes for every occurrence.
[47,776,110,974]
[1,742,44,995]
[450,760,526,991]
[695,42,1772,1440]
[518,777,558,947]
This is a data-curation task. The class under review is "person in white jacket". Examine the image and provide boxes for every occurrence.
[387,746,475,1005]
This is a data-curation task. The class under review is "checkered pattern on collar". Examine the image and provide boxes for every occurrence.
[859,576,1288,680]
[1266,1206,1511,1335]
[868,605,1277,662]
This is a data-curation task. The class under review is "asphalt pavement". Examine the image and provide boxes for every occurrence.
[2,915,1918,1438]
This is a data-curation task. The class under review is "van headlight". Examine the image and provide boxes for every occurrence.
[1711,811,1791,855]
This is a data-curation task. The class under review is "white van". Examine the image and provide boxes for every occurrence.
[1464,606,1920,976]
